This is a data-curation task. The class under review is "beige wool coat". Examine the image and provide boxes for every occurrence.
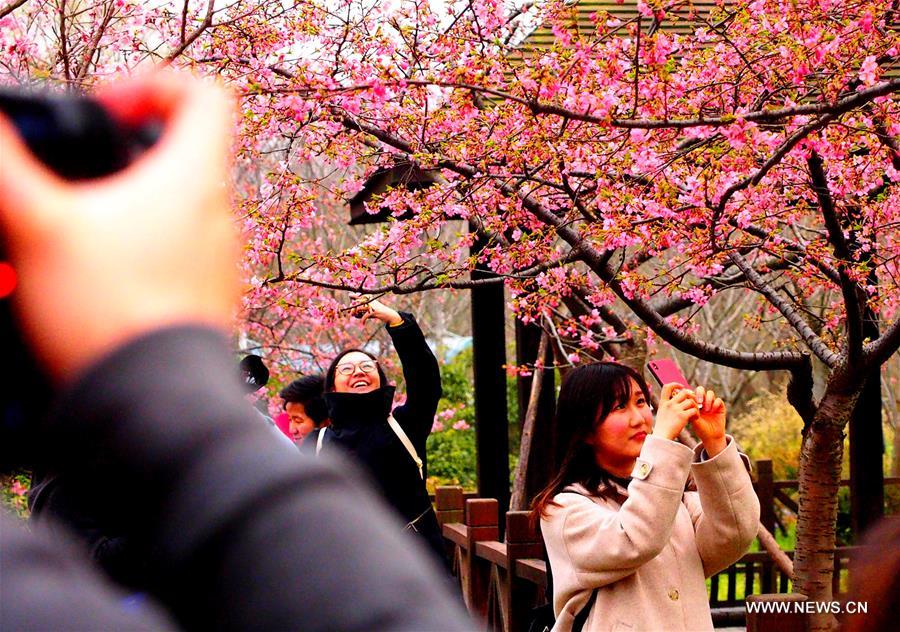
[541,435,760,632]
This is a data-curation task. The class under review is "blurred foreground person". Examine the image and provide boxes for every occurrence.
[0,74,471,631]
[842,517,900,632]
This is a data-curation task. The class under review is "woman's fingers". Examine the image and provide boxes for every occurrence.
[704,389,716,411]
[660,383,678,401]
[712,397,725,414]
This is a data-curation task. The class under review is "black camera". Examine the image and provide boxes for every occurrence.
[0,88,160,469]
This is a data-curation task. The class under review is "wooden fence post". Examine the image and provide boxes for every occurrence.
[755,459,776,594]
[435,486,465,573]
[746,593,809,632]
[505,511,545,632]
[461,498,499,620]
[435,486,465,526]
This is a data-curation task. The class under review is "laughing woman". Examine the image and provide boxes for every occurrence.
[532,362,759,631]
[308,297,447,569]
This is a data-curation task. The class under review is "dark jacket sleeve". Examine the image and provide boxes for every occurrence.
[0,512,177,631]
[37,325,469,631]
[28,471,150,590]
[388,312,442,448]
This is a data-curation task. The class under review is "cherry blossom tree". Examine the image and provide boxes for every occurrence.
[223,1,900,621]
[1,1,899,624]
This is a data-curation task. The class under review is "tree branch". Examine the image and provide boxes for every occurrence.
[336,115,809,371]
[863,318,900,372]
[0,0,28,19]
[711,112,837,244]
[268,251,576,293]
[75,3,115,82]
[269,78,900,131]
[728,251,840,367]
[652,255,793,318]
[734,220,842,285]
[58,0,71,83]
[163,0,215,64]
[787,355,817,434]
[873,117,900,171]
[510,328,549,511]
[806,152,864,366]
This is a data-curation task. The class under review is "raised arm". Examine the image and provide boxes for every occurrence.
[386,312,442,446]
[351,296,442,447]
[681,387,759,575]
[683,438,761,577]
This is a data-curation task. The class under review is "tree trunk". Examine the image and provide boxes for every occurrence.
[793,388,859,630]
[510,332,549,511]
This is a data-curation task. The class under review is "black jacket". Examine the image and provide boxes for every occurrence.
[319,313,440,521]
[314,313,447,563]
[0,326,469,631]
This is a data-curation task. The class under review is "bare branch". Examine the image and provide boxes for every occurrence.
[728,251,840,367]
[0,0,29,20]
[59,0,71,82]
[807,152,864,366]
[180,0,189,45]
[163,0,215,64]
[268,78,900,131]
[75,3,115,82]
[510,328,549,511]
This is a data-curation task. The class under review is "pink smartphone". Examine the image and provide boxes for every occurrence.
[646,359,691,389]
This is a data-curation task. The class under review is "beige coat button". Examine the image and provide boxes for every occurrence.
[639,463,651,477]
[668,589,680,601]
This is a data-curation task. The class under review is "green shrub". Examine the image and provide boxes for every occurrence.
[730,392,806,481]
[426,428,477,492]
[0,472,30,519]
[426,347,522,493]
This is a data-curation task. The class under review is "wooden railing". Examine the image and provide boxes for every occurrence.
[435,462,900,631]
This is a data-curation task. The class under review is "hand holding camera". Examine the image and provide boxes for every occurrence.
[0,74,238,381]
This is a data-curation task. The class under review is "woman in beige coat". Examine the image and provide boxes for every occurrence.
[532,362,759,632]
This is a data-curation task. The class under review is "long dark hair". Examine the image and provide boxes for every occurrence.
[324,348,389,392]
[531,362,651,522]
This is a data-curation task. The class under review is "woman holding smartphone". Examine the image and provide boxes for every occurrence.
[532,362,759,631]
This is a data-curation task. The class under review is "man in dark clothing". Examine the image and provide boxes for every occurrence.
[0,74,471,631]
[280,374,330,443]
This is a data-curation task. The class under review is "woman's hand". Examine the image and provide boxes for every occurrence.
[349,295,403,327]
[690,386,727,457]
[652,383,699,441]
